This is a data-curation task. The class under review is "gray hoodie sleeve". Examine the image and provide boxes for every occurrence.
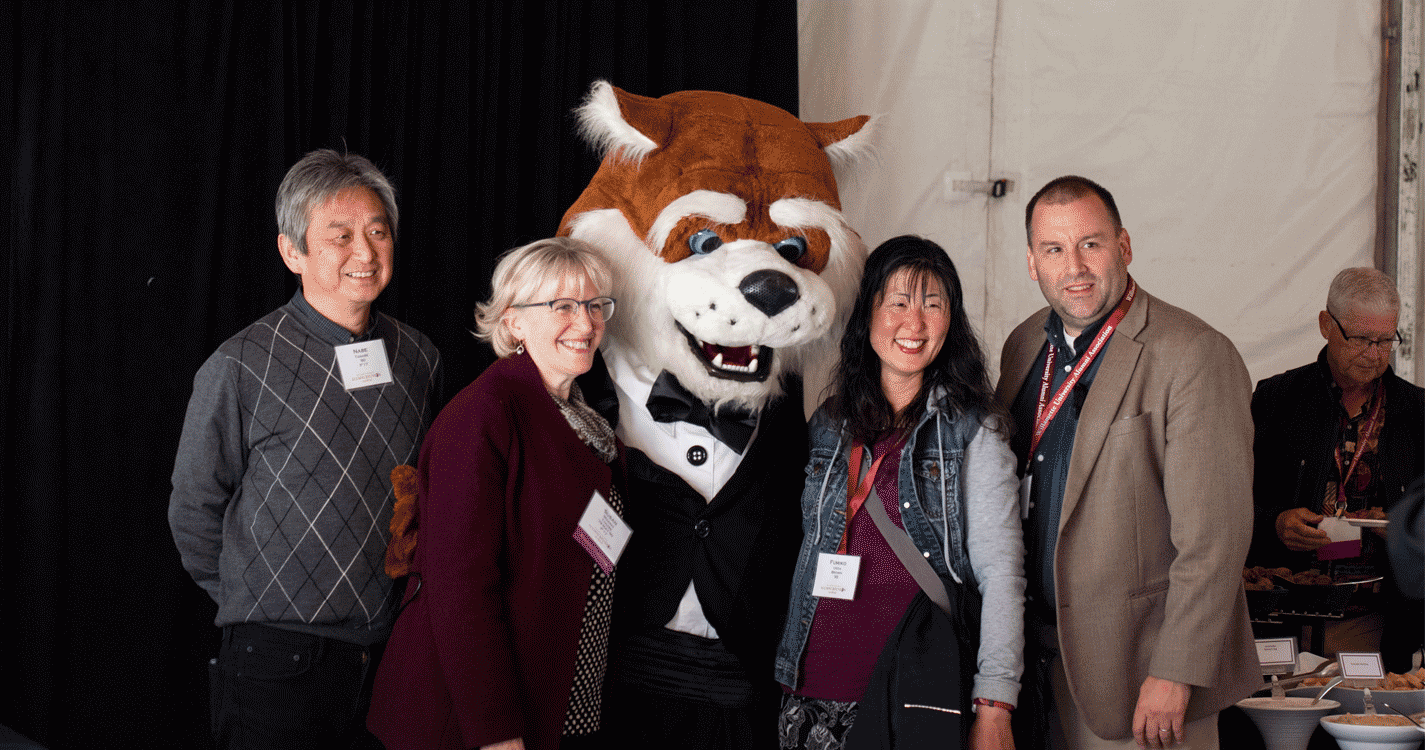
[963,415,1027,705]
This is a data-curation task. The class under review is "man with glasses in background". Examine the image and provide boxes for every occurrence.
[1250,267,1423,670]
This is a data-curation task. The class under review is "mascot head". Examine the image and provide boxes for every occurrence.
[560,81,873,412]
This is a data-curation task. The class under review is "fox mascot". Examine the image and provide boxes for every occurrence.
[561,81,873,748]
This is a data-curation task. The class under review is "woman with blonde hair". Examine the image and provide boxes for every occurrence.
[369,237,627,750]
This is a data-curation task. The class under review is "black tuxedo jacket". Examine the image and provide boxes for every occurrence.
[581,356,807,674]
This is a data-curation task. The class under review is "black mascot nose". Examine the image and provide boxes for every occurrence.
[739,270,800,317]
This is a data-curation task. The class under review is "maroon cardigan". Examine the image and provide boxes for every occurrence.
[368,352,624,750]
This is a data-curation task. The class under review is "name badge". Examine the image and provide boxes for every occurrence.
[1019,473,1033,520]
[812,552,861,600]
[572,490,632,575]
[334,339,394,391]
[1317,516,1362,561]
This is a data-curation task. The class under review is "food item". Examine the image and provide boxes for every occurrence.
[1304,667,1425,689]
[1243,571,1275,591]
[1324,713,1416,726]
[1342,508,1386,520]
[1242,566,1289,590]
[1383,668,1425,690]
[1241,565,1332,588]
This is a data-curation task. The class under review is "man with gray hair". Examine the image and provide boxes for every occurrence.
[170,149,441,749]
[1250,266,1423,671]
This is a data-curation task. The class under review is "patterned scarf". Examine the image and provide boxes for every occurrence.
[552,382,617,463]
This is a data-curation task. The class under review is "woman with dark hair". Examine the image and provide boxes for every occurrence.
[774,235,1024,749]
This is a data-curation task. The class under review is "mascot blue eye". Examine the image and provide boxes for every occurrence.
[774,236,808,263]
[688,229,724,255]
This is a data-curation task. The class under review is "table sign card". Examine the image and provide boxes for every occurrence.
[1255,637,1299,676]
[1317,516,1363,560]
[1338,652,1385,688]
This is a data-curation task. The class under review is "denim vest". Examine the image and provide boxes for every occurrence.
[773,395,983,689]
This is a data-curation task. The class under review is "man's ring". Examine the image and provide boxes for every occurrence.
[1159,729,1169,734]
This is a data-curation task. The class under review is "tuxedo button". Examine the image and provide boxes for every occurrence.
[687,445,708,465]
[694,519,711,538]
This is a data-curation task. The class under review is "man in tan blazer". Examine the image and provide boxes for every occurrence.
[993,176,1260,749]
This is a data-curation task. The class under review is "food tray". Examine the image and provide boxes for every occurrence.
[1246,586,1288,620]
[1271,576,1373,618]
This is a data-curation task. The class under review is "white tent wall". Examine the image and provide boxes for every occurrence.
[1400,0,1424,383]
[799,0,1394,407]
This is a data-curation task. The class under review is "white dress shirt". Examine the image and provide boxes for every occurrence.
[603,346,759,638]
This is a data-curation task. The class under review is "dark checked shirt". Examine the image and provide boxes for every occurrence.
[1009,311,1111,625]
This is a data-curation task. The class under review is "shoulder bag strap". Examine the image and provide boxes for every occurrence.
[864,491,952,614]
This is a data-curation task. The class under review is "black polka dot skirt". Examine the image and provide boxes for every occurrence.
[562,484,623,736]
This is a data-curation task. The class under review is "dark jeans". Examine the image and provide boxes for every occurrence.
[209,623,385,750]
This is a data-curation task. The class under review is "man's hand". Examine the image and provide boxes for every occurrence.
[1276,507,1329,551]
[969,704,1015,750]
[482,739,524,750]
[1132,676,1190,748]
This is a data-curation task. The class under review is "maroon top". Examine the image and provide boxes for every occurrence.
[368,352,624,750]
[795,431,919,702]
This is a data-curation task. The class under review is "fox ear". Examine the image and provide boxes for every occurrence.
[576,80,663,164]
[806,115,877,172]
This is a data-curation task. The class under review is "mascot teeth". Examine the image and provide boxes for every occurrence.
[709,345,757,374]
[678,324,774,382]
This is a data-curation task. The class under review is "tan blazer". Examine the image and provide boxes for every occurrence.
[993,289,1261,740]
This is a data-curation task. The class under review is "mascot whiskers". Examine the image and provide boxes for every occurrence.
[562,80,873,748]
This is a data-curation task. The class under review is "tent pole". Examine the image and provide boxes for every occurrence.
[1387,0,1422,384]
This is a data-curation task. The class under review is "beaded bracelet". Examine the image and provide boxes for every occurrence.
[972,697,1015,712]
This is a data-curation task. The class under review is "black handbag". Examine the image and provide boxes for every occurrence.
[843,490,980,750]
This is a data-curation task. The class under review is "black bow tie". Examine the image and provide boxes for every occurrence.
[645,371,758,454]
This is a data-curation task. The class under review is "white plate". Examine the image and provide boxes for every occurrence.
[1345,518,1388,528]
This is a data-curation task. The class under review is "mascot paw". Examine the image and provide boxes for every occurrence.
[385,464,420,579]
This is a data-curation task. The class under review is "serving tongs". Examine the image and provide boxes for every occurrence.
[1309,675,1344,705]
[1267,659,1338,698]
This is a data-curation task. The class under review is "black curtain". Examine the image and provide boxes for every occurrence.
[2,2,798,747]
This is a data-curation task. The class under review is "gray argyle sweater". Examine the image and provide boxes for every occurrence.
[170,291,440,645]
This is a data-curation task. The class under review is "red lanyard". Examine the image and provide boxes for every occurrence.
[1332,379,1386,510]
[1028,277,1138,460]
[838,442,889,554]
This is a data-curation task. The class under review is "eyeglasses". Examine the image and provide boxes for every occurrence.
[512,296,616,322]
[1328,310,1401,353]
